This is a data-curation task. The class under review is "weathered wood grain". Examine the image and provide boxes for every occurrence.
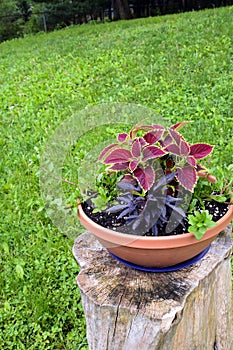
[73,226,233,350]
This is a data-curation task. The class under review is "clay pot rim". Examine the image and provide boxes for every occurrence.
[78,202,233,249]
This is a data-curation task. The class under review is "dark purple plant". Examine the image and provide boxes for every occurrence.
[107,172,186,236]
[107,181,146,225]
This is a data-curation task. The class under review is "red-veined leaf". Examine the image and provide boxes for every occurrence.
[143,128,164,145]
[129,160,139,172]
[186,156,196,167]
[120,174,136,184]
[142,145,167,161]
[138,137,147,148]
[190,143,214,159]
[180,138,190,156]
[104,148,132,164]
[133,166,155,191]
[151,124,165,130]
[164,144,180,155]
[168,128,186,146]
[117,133,128,143]
[176,166,197,192]
[98,143,118,160]
[131,138,142,157]
[109,162,129,170]
[160,133,172,147]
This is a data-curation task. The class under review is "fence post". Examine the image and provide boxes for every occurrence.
[42,13,47,32]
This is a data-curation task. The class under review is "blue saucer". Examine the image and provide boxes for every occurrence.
[108,245,211,272]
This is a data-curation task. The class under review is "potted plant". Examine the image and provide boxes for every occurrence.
[77,121,233,271]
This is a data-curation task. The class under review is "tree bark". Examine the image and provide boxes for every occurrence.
[112,0,132,20]
[73,226,233,350]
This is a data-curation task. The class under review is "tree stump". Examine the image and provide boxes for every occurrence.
[73,226,233,350]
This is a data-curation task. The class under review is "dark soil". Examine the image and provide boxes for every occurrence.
[82,199,230,237]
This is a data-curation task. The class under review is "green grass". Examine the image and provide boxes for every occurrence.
[0,6,233,349]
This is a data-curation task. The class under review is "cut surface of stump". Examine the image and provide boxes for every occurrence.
[73,226,233,350]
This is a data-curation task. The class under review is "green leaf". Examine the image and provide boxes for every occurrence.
[210,195,227,203]
[188,210,216,240]
[188,225,196,233]
[194,231,205,240]
[187,216,196,225]
[206,221,217,229]
[15,264,24,279]
[4,301,11,312]
[2,242,9,255]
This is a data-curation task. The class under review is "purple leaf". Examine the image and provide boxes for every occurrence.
[116,196,132,203]
[180,138,190,156]
[138,137,147,148]
[186,156,196,167]
[129,123,164,139]
[132,125,154,132]
[170,121,190,131]
[164,144,181,155]
[118,133,128,143]
[160,133,172,147]
[118,208,134,219]
[169,128,185,146]
[133,166,155,191]
[109,162,129,170]
[190,143,214,159]
[104,148,132,164]
[176,166,197,192]
[129,160,139,172]
[107,204,129,213]
[136,124,164,131]
[196,164,207,172]
[151,124,165,130]
[119,174,137,185]
[98,143,118,160]
[142,145,167,161]
[131,138,141,157]
[143,128,164,145]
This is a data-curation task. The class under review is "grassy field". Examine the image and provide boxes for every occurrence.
[1,6,233,349]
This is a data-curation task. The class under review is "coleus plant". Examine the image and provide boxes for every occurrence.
[98,121,214,193]
[94,120,216,238]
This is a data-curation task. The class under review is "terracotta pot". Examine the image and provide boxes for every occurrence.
[77,204,233,268]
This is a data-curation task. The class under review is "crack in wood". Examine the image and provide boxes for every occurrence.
[112,270,129,340]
